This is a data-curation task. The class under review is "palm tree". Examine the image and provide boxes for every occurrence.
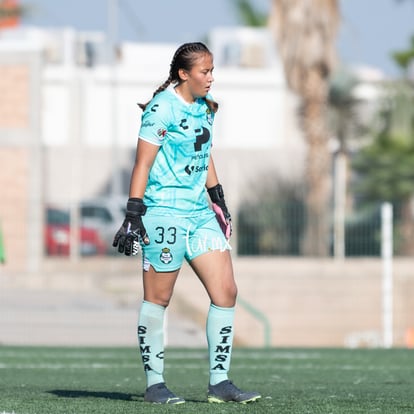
[268,0,340,256]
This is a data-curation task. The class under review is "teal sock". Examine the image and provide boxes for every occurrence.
[137,300,165,388]
[206,303,235,386]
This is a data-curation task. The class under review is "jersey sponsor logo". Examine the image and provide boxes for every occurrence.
[191,153,209,161]
[184,164,208,175]
[157,128,167,137]
[184,128,211,175]
[194,127,210,151]
[159,247,173,264]
[184,165,194,175]
[141,120,155,128]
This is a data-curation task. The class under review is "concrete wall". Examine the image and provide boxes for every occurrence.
[0,49,43,272]
[174,258,414,348]
[7,256,412,348]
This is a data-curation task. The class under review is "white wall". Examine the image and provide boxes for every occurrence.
[41,54,304,150]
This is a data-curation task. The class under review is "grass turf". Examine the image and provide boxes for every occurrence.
[0,346,413,413]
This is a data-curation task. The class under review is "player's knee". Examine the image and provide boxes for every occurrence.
[144,289,172,308]
[228,284,238,304]
[214,282,237,307]
[144,293,172,308]
[156,296,172,308]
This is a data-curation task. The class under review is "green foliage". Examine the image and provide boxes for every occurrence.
[392,34,414,72]
[328,68,366,150]
[329,68,360,108]
[353,140,414,201]
[237,178,305,255]
[352,81,414,202]
[232,0,267,27]
[343,203,382,256]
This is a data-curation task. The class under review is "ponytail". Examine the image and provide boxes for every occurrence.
[138,76,172,111]
[204,97,218,114]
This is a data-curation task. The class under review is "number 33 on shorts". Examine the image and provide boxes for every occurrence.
[141,213,230,272]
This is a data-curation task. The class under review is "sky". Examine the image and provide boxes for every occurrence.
[17,0,414,78]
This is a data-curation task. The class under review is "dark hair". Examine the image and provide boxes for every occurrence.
[138,42,218,113]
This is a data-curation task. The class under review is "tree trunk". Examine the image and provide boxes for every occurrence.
[300,68,332,256]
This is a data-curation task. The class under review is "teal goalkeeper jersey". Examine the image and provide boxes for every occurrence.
[138,87,215,216]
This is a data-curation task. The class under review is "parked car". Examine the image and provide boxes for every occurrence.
[45,207,107,256]
[80,197,127,254]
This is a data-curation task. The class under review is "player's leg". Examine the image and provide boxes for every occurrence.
[137,214,187,404]
[189,249,261,404]
[189,249,236,383]
[189,248,236,307]
[138,265,185,404]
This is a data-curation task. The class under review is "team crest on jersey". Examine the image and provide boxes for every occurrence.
[157,128,167,137]
[206,108,213,125]
[160,247,173,264]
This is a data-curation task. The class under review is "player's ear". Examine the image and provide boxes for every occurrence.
[178,68,188,82]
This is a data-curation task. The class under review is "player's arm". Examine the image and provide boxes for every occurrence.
[206,155,219,189]
[113,139,159,255]
[206,155,232,239]
[129,138,160,198]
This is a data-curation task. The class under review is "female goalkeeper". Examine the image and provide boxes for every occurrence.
[113,42,260,405]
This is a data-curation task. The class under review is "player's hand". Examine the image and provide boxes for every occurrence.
[112,198,150,256]
[212,201,232,239]
[208,184,232,239]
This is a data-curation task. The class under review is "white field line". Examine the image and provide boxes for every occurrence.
[0,349,383,372]
[0,362,405,371]
[0,351,135,360]
[0,350,322,358]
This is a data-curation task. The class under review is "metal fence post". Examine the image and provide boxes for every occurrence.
[381,202,393,348]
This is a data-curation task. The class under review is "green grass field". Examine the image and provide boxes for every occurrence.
[0,346,413,414]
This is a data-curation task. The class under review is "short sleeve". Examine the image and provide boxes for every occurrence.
[138,94,172,146]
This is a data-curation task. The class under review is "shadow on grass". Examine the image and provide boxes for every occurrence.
[48,389,142,401]
[48,389,206,404]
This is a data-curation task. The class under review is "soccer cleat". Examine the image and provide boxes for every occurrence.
[144,382,185,404]
[207,380,261,404]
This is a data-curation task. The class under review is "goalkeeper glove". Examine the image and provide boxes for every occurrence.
[207,184,232,239]
[113,198,149,256]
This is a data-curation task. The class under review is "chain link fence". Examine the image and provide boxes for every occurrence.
[238,199,413,257]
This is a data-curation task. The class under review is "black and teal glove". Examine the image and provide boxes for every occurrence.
[208,184,232,239]
[113,198,150,256]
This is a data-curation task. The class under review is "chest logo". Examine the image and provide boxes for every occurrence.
[194,127,210,152]
[179,119,189,130]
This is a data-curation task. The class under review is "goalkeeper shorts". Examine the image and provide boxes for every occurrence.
[141,210,231,272]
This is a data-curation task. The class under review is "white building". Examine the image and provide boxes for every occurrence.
[1,26,305,205]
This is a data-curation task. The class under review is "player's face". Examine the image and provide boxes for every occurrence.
[182,53,214,100]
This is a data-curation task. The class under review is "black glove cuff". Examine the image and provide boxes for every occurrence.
[127,197,147,216]
[207,184,224,203]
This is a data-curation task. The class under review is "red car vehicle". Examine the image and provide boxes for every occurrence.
[45,207,107,256]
